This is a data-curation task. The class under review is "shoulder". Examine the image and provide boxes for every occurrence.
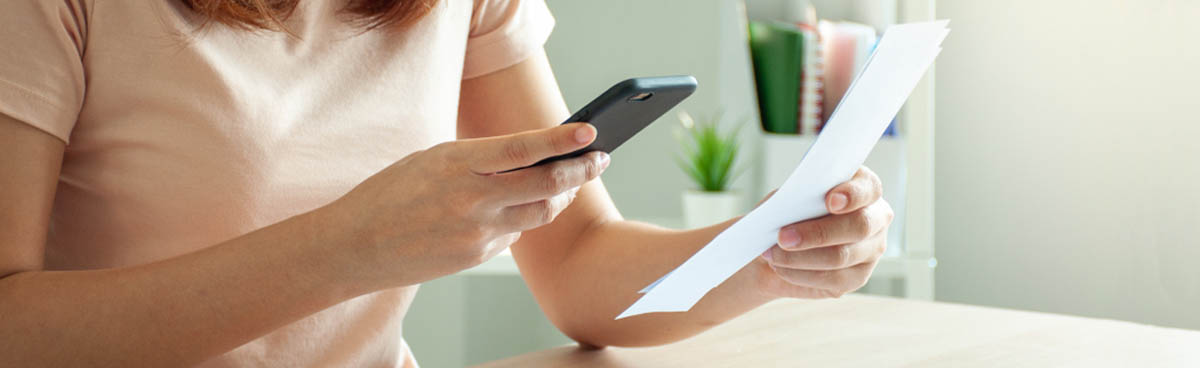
[5,0,95,48]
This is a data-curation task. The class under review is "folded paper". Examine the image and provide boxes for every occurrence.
[618,20,950,319]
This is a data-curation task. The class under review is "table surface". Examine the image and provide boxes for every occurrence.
[475,295,1200,367]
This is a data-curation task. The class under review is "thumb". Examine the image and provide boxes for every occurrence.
[464,123,596,174]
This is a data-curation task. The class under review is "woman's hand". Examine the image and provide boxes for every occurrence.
[323,123,610,290]
[755,167,894,299]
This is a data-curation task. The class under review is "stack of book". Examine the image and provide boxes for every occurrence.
[747,5,882,136]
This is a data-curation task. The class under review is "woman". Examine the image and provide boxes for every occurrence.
[0,0,893,366]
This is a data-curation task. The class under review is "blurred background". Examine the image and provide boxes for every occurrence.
[407,0,1200,365]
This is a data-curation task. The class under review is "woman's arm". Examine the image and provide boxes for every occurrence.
[0,114,361,366]
[0,110,607,365]
[458,53,773,346]
[459,51,892,347]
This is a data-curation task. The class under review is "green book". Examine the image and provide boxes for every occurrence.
[748,21,805,134]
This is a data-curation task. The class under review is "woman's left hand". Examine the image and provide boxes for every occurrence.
[755,166,894,299]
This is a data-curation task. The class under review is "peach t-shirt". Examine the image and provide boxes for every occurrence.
[0,0,553,366]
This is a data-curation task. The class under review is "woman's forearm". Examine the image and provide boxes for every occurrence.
[0,208,365,367]
[535,218,776,347]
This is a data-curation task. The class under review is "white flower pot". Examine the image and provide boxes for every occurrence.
[682,190,743,228]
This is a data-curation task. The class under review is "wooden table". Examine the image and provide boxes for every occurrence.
[475,295,1200,367]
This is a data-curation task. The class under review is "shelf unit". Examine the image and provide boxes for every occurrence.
[895,0,938,300]
[739,0,938,299]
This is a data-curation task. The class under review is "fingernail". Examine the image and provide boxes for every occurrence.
[779,227,801,249]
[830,193,849,212]
[575,126,595,144]
[761,249,773,262]
[598,153,611,170]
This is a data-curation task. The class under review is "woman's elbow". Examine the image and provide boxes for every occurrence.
[552,315,696,349]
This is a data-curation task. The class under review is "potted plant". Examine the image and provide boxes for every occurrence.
[675,110,745,228]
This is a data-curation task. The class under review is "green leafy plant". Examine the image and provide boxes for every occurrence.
[675,110,745,192]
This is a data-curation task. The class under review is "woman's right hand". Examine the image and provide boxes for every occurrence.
[323,123,609,289]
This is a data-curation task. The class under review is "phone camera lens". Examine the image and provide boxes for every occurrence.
[628,92,654,102]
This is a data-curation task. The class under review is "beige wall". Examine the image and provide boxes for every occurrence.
[934,0,1200,329]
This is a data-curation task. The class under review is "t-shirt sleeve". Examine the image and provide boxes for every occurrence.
[0,0,89,143]
[462,0,555,79]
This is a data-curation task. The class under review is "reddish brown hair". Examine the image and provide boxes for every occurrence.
[181,0,440,31]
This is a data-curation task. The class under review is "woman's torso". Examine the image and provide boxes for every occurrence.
[43,1,485,366]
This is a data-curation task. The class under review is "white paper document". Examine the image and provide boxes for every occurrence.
[617,20,950,319]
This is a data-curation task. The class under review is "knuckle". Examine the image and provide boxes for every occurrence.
[880,200,896,224]
[850,181,870,202]
[583,157,600,180]
[854,211,874,238]
[833,245,854,268]
[543,166,572,193]
[808,223,830,245]
[503,140,533,165]
[533,200,556,225]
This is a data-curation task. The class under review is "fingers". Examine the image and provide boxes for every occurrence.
[763,220,888,295]
[768,261,876,296]
[754,166,888,300]
[764,229,887,270]
[826,166,883,215]
[487,151,609,206]
[465,123,597,174]
[778,199,893,250]
[763,243,875,271]
[496,189,578,232]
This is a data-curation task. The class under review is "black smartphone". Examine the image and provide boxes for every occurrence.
[533,75,698,166]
